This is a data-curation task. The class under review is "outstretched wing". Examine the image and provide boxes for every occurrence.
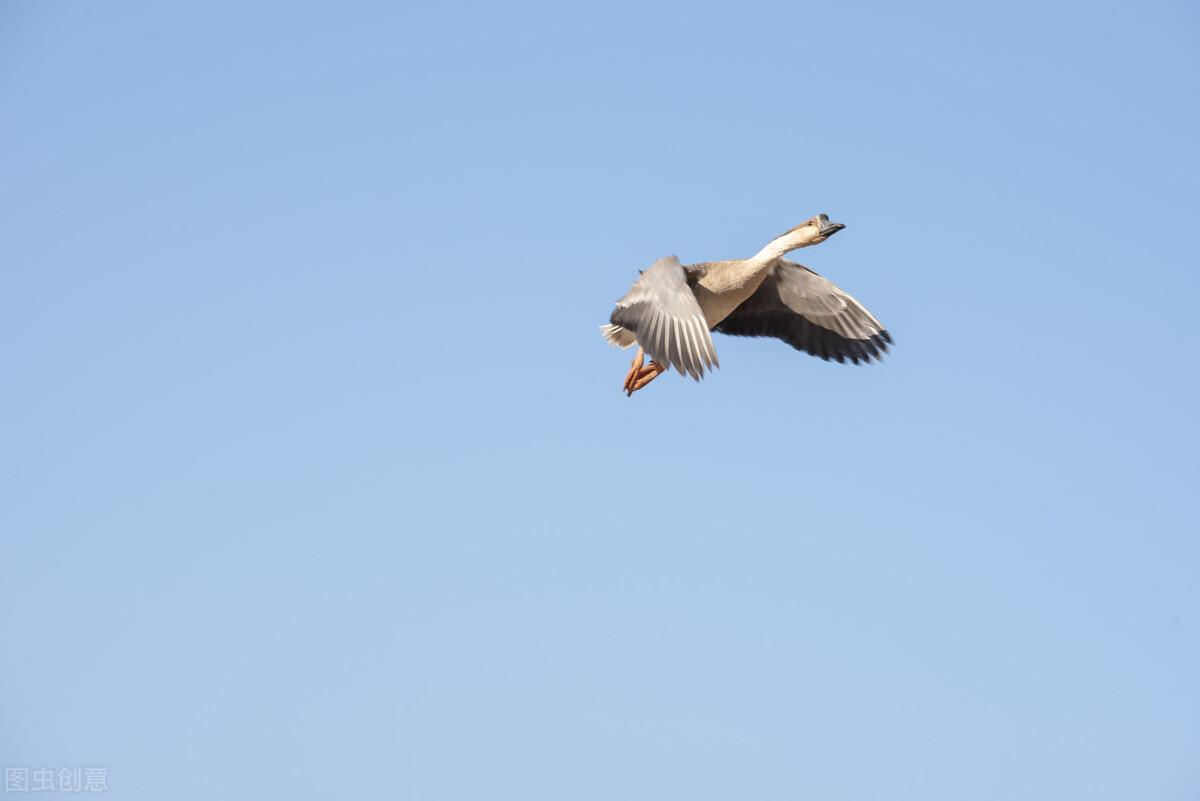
[715,259,891,363]
[609,256,719,380]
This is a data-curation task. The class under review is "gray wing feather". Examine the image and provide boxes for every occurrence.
[773,259,887,339]
[714,259,891,364]
[609,256,719,380]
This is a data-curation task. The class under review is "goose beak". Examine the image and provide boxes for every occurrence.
[819,219,845,237]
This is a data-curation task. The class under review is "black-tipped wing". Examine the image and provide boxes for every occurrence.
[609,256,719,381]
[715,259,891,363]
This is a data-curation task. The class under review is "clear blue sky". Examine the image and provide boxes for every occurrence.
[2,1,1198,798]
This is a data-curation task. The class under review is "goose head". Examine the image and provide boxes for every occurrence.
[752,213,847,263]
[787,213,845,247]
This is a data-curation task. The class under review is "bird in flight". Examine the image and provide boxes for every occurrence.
[601,214,892,396]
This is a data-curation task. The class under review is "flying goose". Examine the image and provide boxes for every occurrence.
[601,214,892,395]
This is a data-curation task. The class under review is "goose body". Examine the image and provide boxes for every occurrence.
[601,214,891,394]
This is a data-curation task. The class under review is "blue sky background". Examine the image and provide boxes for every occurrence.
[2,1,1198,798]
